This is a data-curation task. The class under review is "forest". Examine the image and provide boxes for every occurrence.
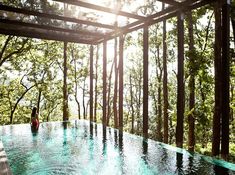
[0,0,235,162]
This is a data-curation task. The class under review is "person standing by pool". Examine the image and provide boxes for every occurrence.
[31,107,39,131]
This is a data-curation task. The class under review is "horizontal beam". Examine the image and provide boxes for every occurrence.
[0,4,115,30]
[95,0,213,44]
[156,0,180,6]
[53,0,146,20]
[0,27,93,44]
[0,18,105,38]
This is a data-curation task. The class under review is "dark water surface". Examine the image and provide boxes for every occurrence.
[0,120,234,175]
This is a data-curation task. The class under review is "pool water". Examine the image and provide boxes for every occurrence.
[0,120,235,175]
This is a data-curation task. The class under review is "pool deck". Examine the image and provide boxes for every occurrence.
[0,142,12,175]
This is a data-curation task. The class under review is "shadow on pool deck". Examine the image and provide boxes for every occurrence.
[0,142,12,175]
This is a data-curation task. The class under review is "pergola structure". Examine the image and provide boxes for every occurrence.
[0,0,231,158]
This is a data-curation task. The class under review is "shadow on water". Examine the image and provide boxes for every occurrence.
[142,139,149,168]
[89,122,93,140]
[214,164,229,175]
[102,126,107,156]
[118,130,124,174]
[176,152,183,174]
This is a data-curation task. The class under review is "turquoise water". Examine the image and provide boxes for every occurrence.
[0,120,235,175]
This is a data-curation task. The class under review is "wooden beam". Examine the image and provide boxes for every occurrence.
[0,18,105,38]
[0,27,92,44]
[53,0,146,20]
[221,0,230,160]
[0,4,115,30]
[143,25,149,139]
[95,0,213,44]
[103,41,107,126]
[90,45,94,123]
[176,12,185,148]
[212,1,222,157]
[119,35,124,131]
[157,0,180,6]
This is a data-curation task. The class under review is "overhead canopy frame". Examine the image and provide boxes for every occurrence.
[0,0,213,44]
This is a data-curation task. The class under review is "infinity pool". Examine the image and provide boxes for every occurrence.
[0,120,235,174]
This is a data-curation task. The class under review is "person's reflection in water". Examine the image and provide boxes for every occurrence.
[176,153,183,174]
[214,165,229,175]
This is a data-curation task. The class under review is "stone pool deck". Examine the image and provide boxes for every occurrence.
[0,142,12,175]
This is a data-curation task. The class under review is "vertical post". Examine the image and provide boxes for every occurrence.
[103,41,107,126]
[176,12,185,148]
[119,35,124,131]
[90,45,94,122]
[143,25,149,139]
[221,0,230,160]
[188,11,195,152]
[63,41,68,121]
[212,1,222,156]
[162,3,169,144]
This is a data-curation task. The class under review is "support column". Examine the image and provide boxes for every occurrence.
[176,12,185,148]
[143,25,149,139]
[221,0,230,160]
[119,35,124,131]
[63,41,68,121]
[90,45,94,122]
[162,3,169,144]
[103,41,107,126]
[212,1,222,156]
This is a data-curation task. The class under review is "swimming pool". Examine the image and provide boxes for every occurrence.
[0,120,235,175]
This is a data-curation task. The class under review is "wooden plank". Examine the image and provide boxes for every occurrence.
[176,12,185,148]
[0,4,115,30]
[0,18,105,38]
[0,27,93,44]
[143,25,149,139]
[53,0,146,20]
[221,0,230,160]
[90,45,94,122]
[103,41,107,126]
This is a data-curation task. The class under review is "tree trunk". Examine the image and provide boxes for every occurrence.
[113,38,118,128]
[187,11,195,152]
[72,49,81,120]
[83,79,86,119]
[10,85,35,124]
[106,60,114,126]
[94,45,99,122]
[156,45,163,142]
[37,89,42,114]
[130,75,135,134]
[63,42,68,121]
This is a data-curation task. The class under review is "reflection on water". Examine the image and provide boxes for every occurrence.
[0,120,235,175]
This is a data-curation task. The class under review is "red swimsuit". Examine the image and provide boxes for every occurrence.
[32,118,39,130]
